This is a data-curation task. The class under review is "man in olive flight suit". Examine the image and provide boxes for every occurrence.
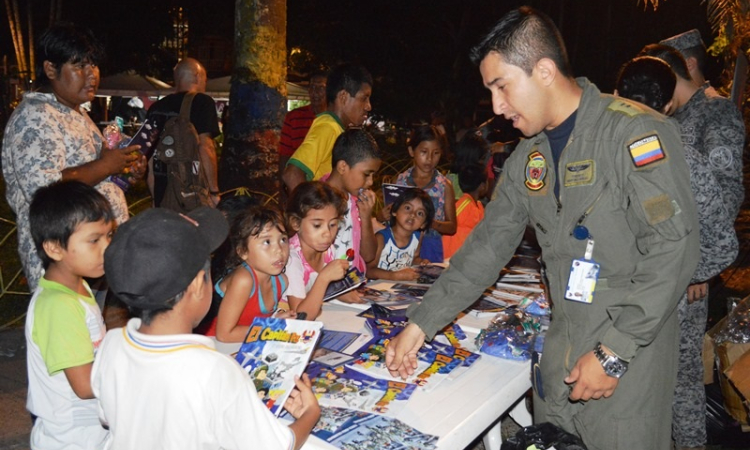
[385,7,700,450]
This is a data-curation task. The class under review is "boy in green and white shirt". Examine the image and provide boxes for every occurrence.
[25,181,115,449]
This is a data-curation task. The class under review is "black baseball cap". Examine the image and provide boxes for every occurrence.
[104,207,228,310]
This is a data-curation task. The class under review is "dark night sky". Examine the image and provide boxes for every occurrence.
[2,0,714,123]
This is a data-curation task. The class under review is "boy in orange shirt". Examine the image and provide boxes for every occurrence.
[443,164,487,259]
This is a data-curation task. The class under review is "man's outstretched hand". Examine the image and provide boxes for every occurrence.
[385,323,426,379]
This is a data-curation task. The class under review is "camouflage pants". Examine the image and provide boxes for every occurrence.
[672,292,708,447]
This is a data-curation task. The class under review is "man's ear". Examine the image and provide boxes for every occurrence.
[685,56,698,73]
[535,58,557,86]
[43,61,58,81]
[42,240,64,262]
[661,99,675,116]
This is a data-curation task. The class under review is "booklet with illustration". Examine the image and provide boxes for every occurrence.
[412,264,445,284]
[234,317,323,416]
[306,363,418,417]
[305,406,438,449]
[382,183,414,207]
[324,267,366,301]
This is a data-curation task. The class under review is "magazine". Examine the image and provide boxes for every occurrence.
[312,329,373,368]
[235,317,323,416]
[412,264,445,285]
[382,183,414,207]
[348,335,461,391]
[310,406,438,449]
[390,283,429,298]
[324,267,367,301]
[307,363,418,417]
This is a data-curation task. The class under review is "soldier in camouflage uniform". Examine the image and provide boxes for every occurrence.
[387,8,700,450]
[660,30,746,220]
[638,45,742,450]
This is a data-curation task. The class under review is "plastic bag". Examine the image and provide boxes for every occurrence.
[714,295,750,344]
[476,307,541,361]
[501,422,587,450]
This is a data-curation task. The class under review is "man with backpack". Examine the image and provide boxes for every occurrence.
[147,58,221,212]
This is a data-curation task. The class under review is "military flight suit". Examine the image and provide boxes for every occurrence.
[407,79,700,450]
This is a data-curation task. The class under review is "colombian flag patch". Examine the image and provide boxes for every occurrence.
[628,135,665,168]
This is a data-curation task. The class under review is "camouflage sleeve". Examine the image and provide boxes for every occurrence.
[684,144,738,282]
[704,98,745,220]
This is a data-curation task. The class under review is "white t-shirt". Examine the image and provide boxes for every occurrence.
[25,278,108,450]
[91,319,294,450]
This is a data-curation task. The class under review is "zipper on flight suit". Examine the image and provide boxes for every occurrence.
[568,185,608,237]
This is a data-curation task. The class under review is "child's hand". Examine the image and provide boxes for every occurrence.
[419,259,431,266]
[320,259,349,282]
[274,309,297,319]
[394,267,419,281]
[357,189,376,219]
[376,203,392,223]
[337,290,366,304]
[284,374,321,420]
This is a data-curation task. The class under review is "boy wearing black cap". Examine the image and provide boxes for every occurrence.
[91,207,320,450]
[26,180,114,449]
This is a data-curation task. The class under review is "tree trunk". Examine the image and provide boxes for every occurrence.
[218,0,286,198]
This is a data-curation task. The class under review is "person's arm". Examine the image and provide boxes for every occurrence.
[431,181,457,236]
[61,143,141,186]
[387,155,530,378]
[197,133,220,205]
[284,374,321,450]
[704,99,745,220]
[412,233,429,265]
[287,259,349,319]
[214,269,255,343]
[64,362,95,399]
[357,189,378,263]
[283,164,308,195]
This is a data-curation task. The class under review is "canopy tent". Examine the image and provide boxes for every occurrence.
[97,71,173,97]
[205,76,309,101]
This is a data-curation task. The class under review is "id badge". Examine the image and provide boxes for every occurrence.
[564,258,599,303]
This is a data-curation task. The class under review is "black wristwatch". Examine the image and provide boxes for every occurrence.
[593,342,628,378]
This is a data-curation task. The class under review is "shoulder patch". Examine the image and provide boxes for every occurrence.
[525,151,547,191]
[607,99,643,117]
[628,135,665,168]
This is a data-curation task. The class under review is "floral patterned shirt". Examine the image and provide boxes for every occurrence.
[2,92,128,290]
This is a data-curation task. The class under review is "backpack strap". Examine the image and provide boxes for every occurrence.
[180,92,197,121]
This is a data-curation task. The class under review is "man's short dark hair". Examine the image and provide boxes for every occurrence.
[332,128,381,167]
[616,56,676,112]
[326,64,373,104]
[35,22,105,87]
[639,44,692,81]
[469,6,573,78]
[458,164,488,194]
[30,180,114,269]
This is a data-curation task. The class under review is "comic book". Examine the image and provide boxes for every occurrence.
[324,267,367,301]
[234,317,323,416]
[412,264,445,284]
[312,329,373,368]
[309,406,438,449]
[382,183,414,207]
[327,412,439,450]
[390,283,429,298]
[306,363,418,417]
[347,334,461,392]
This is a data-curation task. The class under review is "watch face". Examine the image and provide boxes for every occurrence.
[606,359,627,377]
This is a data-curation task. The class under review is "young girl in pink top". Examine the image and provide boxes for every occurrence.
[284,181,351,319]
